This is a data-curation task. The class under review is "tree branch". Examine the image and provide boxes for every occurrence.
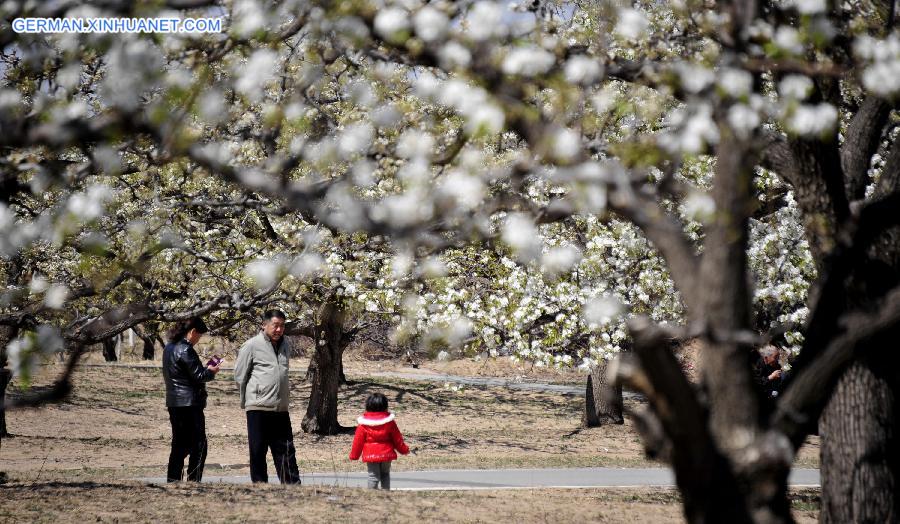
[874,129,900,199]
[772,283,900,449]
[841,97,892,201]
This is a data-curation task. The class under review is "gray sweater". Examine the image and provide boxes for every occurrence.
[234,332,291,412]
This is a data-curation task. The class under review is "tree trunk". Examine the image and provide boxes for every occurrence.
[0,367,10,438]
[301,344,345,435]
[583,361,623,427]
[307,352,347,384]
[820,359,899,523]
[139,334,156,360]
[301,300,351,435]
[101,337,117,362]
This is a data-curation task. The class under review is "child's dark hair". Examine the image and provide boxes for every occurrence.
[365,392,388,412]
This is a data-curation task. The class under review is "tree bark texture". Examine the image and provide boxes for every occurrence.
[626,322,755,524]
[301,300,350,435]
[699,134,761,451]
[820,358,899,524]
[583,361,623,427]
[301,345,344,435]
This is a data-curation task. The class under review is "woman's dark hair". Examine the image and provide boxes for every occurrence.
[165,317,208,343]
[365,392,388,412]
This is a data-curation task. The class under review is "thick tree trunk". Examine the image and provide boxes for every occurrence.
[301,300,351,435]
[820,359,899,523]
[141,336,155,360]
[101,337,117,362]
[583,361,623,427]
[306,357,347,384]
[301,344,345,435]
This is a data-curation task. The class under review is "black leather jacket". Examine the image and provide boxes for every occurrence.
[162,339,214,408]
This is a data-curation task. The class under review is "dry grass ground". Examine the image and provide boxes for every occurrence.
[0,352,820,522]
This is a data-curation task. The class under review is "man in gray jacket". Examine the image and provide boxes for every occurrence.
[234,309,300,484]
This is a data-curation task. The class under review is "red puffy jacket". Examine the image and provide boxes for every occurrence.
[349,411,409,463]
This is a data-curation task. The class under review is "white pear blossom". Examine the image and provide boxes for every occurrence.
[232,0,267,38]
[786,103,838,136]
[56,64,82,91]
[397,158,431,185]
[541,245,583,276]
[661,105,719,154]
[677,63,715,94]
[439,42,472,69]
[0,89,22,110]
[414,6,449,42]
[29,275,49,294]
[718,69,753,98]
[290,254,324,278]
[791,0,826,14]
[383,191,433,227]
[778,75,814,100]
[552,128,582,162]
[856,34,900,97]
[583,296,623,326]
[615,8,649,40]
[862,61,900,97]
[338,123,374,158]
[502,214,542,261]
[727,104,760,139]
[502,47,556,77]
[68,185,113,220]
[683,191,716,222]
[245,259,281,289]
[43,284,69,309]
[413,72,442,99]
[438,170,486,210]
[5,338,32,378]
[465,2,505,41]
[101,40,162,110]
[397,130,435,159]
[391,252,414,278]
[564,56,602,85]
[375,8,411,42]
[464,104,505,136]
[420,257,448,278]
[774,26,804,55]
[235,49,277,101]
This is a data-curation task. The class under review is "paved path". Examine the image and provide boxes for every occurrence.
[139,467,820,490]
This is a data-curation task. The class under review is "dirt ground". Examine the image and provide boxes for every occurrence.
[0,352,820,522]
[0,482,822,523]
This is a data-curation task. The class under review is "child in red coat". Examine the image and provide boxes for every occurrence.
[349,392,409,490]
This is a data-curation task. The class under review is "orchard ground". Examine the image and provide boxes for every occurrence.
[0,345,821,522]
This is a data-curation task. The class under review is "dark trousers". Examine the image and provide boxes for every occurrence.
[167,406,207,482]
[246,410,300,484]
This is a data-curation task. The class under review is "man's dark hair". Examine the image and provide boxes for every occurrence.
[165,317,208,343]
[365,392,389,412]
[263,309,287,322]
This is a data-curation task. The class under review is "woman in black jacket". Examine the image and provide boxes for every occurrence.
[162,317,219,482]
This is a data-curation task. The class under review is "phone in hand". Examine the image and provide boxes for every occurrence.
[206,355,223,367]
